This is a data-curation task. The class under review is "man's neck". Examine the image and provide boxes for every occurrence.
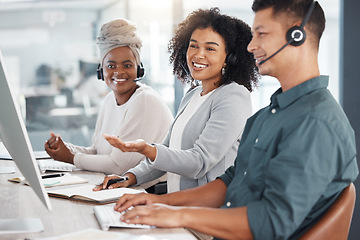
[277,57,320,92]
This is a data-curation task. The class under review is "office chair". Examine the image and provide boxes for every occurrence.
[299,183,356,240]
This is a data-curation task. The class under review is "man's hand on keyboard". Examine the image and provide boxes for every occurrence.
[120,203,185,228]
[114,192,165,213]
[45,132,75,164]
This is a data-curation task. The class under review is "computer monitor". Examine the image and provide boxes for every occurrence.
[0,49,52,233]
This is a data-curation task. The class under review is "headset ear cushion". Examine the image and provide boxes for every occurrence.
[137,66,144,78]
[96,64,104,81]
[225,53,237,66]
[286,26,306,46]
[137,63,145,78]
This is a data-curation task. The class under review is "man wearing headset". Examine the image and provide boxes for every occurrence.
[110,1,358,239]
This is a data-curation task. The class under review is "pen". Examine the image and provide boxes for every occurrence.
[42,173,65,179]
[106,176,129,188]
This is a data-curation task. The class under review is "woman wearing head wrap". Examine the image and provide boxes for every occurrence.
[44,19,173,186]
[95,8,258,193]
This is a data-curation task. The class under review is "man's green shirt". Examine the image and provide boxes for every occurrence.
[220,76,358,240]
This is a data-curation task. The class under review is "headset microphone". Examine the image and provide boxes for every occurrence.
[259,40,293,65]
[259,1,316,66]
[133,76,143,82]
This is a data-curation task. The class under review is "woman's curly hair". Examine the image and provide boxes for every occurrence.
[168,7,259,92]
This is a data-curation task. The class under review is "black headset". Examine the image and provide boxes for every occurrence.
[225,53,237,66]
[286,0,316,46]
[259,0,316,65]
[97,62,145,82]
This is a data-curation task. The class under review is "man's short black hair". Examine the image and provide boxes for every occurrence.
[252,0,325,47]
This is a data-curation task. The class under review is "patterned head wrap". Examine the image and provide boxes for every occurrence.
[96,19,142,66]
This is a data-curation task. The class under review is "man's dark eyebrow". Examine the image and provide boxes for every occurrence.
[253,25,264,32]
[190,39,220,46]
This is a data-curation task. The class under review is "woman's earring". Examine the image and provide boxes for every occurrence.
[221,66,226,75]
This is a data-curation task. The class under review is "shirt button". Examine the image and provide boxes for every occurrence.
[244,171,247,175]
[255,138,258,143]
[226,202,231,207]
[271,108,276,114]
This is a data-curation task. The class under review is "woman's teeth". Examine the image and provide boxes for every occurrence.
[193,62,207,68]
[113,78,126,82]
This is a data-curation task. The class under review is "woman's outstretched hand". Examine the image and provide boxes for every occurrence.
[103,134,157,161]
[103,134,147,152]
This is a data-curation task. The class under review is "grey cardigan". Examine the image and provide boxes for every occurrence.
[129,82,252,190]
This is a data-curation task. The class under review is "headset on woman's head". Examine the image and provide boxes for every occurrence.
[96,62,145,82]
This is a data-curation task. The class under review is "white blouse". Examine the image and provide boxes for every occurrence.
[167,87,215,193]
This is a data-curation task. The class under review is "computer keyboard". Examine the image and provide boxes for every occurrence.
[94,205,153,231]
[37,159,79,173]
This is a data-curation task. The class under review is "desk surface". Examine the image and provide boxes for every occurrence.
[0,160,209,240]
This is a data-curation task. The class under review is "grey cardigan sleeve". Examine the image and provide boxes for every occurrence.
[152,82,252,179]
[128,158,167,185]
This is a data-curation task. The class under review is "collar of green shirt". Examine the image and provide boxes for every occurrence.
[270,75,329,109]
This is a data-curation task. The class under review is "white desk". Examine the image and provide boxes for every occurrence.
[0,160,210,240]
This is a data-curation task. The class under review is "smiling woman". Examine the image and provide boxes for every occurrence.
[186,28,227,95]
[44,19,174,187]
[102,47,139,105]
[95,8,259,194]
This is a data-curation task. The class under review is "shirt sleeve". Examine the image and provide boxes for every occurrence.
[127,158,167,185]
[247,116,351,240]
[73,89,173,175]
[151,85,251,179]
[218,165,235,186]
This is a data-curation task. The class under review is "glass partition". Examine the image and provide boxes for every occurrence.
[0,0,340,150]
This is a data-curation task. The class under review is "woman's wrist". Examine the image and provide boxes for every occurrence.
[141,143,157,161]
[124,172,137,186]
[65,152,75,164]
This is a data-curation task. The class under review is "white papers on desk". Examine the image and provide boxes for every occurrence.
[0,147,51,160]
[0,218,44,235]
[8,173,88,188]
[0,166,15,174]
[30,228,198,240]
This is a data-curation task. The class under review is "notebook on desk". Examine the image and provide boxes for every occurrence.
[47,184,146,204]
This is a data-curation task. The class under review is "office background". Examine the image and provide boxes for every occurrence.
[0,0,358,239]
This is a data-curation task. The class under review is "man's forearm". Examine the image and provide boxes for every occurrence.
[163,178,227,208]
[180,206,253,240]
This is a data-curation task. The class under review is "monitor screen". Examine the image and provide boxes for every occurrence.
[0,49,52,211]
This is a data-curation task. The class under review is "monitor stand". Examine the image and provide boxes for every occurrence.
[0,218,44,234]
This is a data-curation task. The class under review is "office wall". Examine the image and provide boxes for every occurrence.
[0,9,98,89]
[341,1,360,239]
